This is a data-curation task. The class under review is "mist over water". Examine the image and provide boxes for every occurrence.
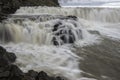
[0,7,120,80]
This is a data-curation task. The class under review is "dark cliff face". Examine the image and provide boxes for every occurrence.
[0,0,60,21]
[20,0,60,6]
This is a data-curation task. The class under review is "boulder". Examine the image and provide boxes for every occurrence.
[36,71,64,80]
[6,52,17,63]
[52,21,77,45]
[0,71,10,78]
[0,46,16,67]
[25,70,38,79]
[0,46,6,53]
[9,65,24,80]
[36,71,49,80]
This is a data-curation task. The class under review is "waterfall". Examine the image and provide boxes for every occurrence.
[15,7,120,23]
[0,19,81,45]
[0,7,120,80]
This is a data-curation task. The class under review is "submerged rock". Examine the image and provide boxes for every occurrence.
[60,15,78,21]
[0,46,65,80]
[66,16,78,21]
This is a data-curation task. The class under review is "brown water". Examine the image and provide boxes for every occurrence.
[76,37,120,80]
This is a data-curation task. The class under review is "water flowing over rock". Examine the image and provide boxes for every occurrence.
[1,7,120,80]
[52,17,82,45]
[0,0,59,21]
[0,46,65,80]
[16,7,120,23]
[0,15,84,46]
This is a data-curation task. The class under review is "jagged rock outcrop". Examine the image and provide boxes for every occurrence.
[0,46,65,80]
[0,0,60,22]
[52,16,82,45]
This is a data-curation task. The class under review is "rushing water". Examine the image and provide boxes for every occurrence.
[0,7,120,80]
[59,0,120,7]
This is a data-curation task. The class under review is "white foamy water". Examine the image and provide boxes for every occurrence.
[0,16,99,80]
[2,43,82,80]
[1,7,120,80]
[15,7,120,23]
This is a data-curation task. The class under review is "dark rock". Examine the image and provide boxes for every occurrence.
[0,71,10,78]
[52,22,76,45]
[0,78,8,80]
[36,71,65,80]
[66,15,78,21]
[56,76,64,80]
[0,58,10,67]
[6,52,17,63]
[53,37,59,45]
[9,65,24,80]
[59,16,78,21]
[0,46,16,67]
[26,70,38,78]
[36,71,49,80]
[0,46,6,53]
[0,46,9,67]
[52,22,62,32]
[0,65,11,73]
[9,65,24,76]
[20,0,59,6]
[9,75,23,80]
[22,76,35,80]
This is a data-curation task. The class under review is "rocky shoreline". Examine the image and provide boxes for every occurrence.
[0,46,65,80]
[0,0,60,22]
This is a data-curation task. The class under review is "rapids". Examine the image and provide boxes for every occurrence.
[0,7,120,80]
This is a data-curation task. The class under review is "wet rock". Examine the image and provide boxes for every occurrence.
[60,16,78,21]
[9,65,24,76]
[0,58,10,67]
[53,22,62,32]
[0,65,11,73]
[66,15,78,21]
[6,52,17,63]
[0,46,16,67]
[55,76,64,80]
[22,76,35,80]
[9,65,24,80]
[0,46,6,53]
[0,71,10,78]
[52,22,76,45]
[36,71,65,80]
[26,70,38,78]
[0,46,9,67]
[36,71,49,80]
[0,46,22,80]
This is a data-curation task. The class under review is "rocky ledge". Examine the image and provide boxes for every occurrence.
[0,46,64,80]
[0,0,60,22]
